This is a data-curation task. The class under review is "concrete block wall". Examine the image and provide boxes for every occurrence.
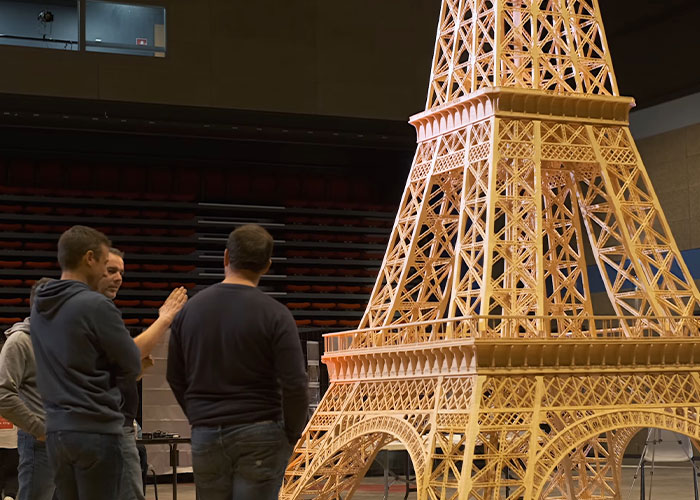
[141,331,192,475]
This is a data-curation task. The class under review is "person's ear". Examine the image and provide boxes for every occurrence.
[263,259,271,274]
[84,250,95,267]
[223,248,230,269]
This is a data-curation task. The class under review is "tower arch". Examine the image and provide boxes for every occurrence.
[534,409,700,499]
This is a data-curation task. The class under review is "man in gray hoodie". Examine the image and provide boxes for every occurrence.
[0,278,55,500]
[30,226,142,500]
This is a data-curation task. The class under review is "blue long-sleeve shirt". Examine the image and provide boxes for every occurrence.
[30,280,141,435]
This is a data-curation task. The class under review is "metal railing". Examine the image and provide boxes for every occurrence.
[324,315,700,353]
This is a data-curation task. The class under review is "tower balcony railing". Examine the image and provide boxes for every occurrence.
[324,315,700,354]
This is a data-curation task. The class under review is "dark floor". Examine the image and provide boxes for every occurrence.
[145,459,698,499]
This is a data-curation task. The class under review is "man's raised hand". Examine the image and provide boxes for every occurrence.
[159,287,188,323]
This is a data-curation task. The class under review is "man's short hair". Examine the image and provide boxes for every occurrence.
[226,224,273,273]
[109,247,125,258]
[57,225,111,271]
[29,277,54,307]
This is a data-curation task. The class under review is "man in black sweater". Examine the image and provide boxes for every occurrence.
[31,226,141,500]
[167,224,308,500]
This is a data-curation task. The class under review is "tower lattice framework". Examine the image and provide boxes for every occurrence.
[281,1,700,499]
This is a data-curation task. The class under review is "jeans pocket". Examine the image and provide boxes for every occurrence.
[192,445,226,485]
[236,442,289,483]
[236,424,290,483]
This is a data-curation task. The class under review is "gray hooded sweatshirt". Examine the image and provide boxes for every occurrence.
[0,318,46,438]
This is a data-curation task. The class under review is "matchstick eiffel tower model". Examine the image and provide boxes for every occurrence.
[282,1,700,498]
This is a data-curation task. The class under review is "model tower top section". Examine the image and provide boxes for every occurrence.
[427,0,618,109]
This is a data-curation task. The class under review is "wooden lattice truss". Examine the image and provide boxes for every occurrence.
[282,1,700,499]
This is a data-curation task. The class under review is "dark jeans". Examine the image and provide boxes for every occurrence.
[17,430,55,500]
[0,447,19,498]
[191,420,292,500]
[46,431,122,500]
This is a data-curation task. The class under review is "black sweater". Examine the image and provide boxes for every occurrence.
[30,280,141,434]
[167,283,308,442]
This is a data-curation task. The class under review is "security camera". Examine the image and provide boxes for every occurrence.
[38,10,54,23]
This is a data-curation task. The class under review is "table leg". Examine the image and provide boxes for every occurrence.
[170,443,178,500]
[384,450,390,500]
[404,450,410,500]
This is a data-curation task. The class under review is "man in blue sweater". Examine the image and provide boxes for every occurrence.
[30,226,141,500]
[167,224,308,500]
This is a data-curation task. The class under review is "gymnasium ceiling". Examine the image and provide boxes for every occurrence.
[408,0,700,109]
[599,0,700,108]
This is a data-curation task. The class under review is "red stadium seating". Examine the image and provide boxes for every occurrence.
[141,210,168,219]
[315,268,336,276]
[334,234,362,243]
[141,300,163,308]
[114,227,142,236]
[172,168,200,201]
[0,317,23,325]
[142,264,169,272]
[285,250,312,258]
[311,303,336,310]
[0,298,23,305]
[113,209,140,218]
[336,268,361,277]
[23,225,52,233]
[114,300,140,307]
[121,167,147,194]
[0,261,22,269]
[169,265,196,272]
[286,267,310,275]
[120,282,142,289]
[87,208,111,217]
[203,170,227,201]
[0,279,23,287]
[142,282,169,290]
[25,206,53,215]
[312,319,337,327]
[286,302,311,310]
[364,235,389,244]
[170,282,196,289]
[25,262,55,269]
[284,216,310,225]
[168,247,196,255]
[55,207,84,216]
[168,229,196,237]
[310,250,335,259]
[337,303,362,310]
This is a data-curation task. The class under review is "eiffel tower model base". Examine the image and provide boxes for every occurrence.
[284,330,700,499]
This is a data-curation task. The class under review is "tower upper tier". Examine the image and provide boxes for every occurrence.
[426,0,618,109]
